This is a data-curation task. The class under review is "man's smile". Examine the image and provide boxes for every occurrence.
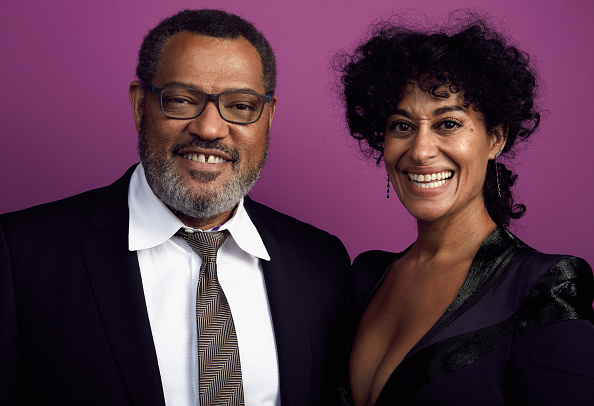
[182,152,229,164]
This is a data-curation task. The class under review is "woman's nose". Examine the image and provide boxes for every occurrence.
[408,126,438,164]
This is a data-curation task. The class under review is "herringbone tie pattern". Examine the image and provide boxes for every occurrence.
[175,228,245,406]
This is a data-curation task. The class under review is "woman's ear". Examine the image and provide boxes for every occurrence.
[490,125,508,159]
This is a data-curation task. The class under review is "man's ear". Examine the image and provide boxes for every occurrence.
[129,81,145,133]
[267,94,278,128]
[490,124,508,158]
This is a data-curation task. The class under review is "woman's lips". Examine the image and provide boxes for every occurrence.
[406,170,453,189]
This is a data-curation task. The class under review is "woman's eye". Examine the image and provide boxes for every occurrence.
[388,121,413,132]
[436,119,462,130]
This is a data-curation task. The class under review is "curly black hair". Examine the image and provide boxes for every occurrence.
[335,13,540,227]
[136,9,277,93]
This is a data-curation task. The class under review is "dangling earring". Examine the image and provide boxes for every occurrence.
[386,175,390,198]
[494,148,502,198]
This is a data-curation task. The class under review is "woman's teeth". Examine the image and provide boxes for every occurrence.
[407,171,452,189]
[182,153,227,164]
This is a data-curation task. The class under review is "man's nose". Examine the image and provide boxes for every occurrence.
[187,101,229,140]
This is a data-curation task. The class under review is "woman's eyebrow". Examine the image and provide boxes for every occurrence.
[433,105,465,116]
[391,105,465,118]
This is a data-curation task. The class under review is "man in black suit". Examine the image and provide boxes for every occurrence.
[0,9,350,406]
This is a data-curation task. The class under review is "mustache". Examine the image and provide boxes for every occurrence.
[171,138,240,162]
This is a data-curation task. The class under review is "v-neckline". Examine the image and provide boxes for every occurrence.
[351,228,531,403]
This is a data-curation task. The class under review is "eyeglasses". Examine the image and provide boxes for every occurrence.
[141,81,274,124]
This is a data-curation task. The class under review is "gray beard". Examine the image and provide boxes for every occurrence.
[137,115,268,222]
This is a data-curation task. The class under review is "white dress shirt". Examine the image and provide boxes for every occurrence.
[128,165,280,406]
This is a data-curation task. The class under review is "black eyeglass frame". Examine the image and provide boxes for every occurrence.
[140,80,274,124]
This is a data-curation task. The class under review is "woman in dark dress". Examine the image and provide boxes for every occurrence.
[335,14,594,406]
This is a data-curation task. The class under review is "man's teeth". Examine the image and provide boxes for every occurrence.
[182,153,227,164]
[407,171,452,189]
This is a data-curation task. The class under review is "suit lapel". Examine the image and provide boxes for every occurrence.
[80,166,166,406]
[244,198,312,406]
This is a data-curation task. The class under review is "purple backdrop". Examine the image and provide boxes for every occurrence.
[1,0,592,265]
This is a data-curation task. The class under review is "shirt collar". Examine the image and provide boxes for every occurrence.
[217,197,270,261]
[128,164,270,261]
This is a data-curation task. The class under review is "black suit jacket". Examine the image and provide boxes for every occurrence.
[0,165,351,406]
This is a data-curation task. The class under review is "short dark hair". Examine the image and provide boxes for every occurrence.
[136,9,277,93]
[335,12,540,227]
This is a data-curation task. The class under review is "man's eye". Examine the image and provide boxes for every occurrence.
[228,102,256,111]
[162,89,199,106]
[222,93,260,111]
[167,97,192,104]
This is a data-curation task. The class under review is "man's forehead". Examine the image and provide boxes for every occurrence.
[153,32,265,90]
[159,32,260,66]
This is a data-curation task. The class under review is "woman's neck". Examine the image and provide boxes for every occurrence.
[411,204,497,263]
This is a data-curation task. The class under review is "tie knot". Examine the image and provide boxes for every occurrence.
[175,228,230,262]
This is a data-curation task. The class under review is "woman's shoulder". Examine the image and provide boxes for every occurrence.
[352,250,405,289]
[507,253,594,404]
[350,250,404,316]
[512,250,594,337]
[499,229,593,294]
[527,252,591,274]
[511,249,592,283]
[352,250,401,273]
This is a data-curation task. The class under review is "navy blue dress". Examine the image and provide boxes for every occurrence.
[347,228,594,405]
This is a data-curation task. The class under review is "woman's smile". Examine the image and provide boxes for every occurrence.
[405,170,453,189]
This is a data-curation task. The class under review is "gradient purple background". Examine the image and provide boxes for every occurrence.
[1,0,592,265]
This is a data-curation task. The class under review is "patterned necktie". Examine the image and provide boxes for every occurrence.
[175,228,245,406]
